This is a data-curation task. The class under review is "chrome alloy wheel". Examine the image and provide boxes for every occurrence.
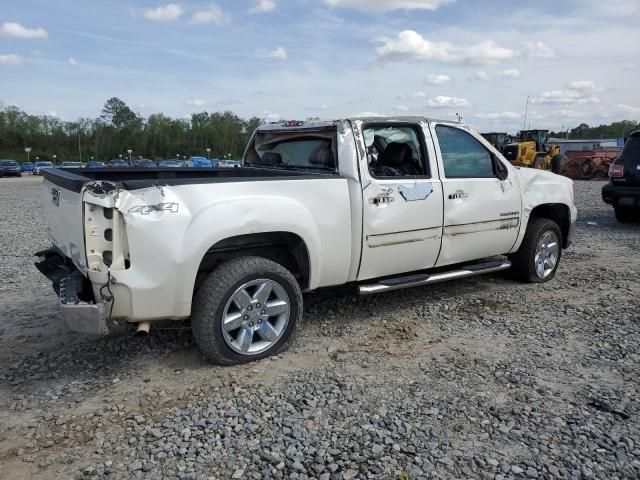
[534,230,559,279]
[221,279,290,355]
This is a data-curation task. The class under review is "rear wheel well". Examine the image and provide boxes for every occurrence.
[529,204,570,248]
[195,232,310,290]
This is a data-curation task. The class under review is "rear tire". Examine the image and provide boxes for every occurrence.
[509,218,562,283]
[191,256,302,365]
[614,207,637,223]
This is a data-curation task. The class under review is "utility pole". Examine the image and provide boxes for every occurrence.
[78,129,82,162]
[523,96,530,131]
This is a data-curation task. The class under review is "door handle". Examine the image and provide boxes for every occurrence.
[448,190,468,200]
[369,195,395,205]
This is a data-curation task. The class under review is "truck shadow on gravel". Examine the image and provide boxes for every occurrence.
[1,271,519,408]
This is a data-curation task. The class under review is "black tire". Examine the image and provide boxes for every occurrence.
[508,218,562,283]
[614,207,637,223]
[580,159,594,178]
[191,256,302,365]
[532,155,546,170]
[551,154,567,174]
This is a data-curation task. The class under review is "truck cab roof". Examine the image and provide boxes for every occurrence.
[255,116,463,133]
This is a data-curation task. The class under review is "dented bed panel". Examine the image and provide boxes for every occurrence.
[82,178,351,321]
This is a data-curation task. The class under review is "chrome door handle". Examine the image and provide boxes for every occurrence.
[369,195,395,205]
[448,190,468,200]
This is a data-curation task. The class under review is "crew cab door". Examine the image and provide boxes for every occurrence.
[431,123,521,267]
[354,121,444,280]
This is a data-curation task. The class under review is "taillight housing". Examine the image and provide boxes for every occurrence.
[609,164,624,178]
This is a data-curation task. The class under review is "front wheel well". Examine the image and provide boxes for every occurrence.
[529,204,571,248]
[195,232,311,290]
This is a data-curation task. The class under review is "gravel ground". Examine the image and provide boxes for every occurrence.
[0,175,639,480]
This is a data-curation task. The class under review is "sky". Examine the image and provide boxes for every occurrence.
[1,0,639,133]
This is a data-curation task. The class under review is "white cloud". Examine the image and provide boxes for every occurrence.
[249,0,276,14]
[144,4,183,22]
[263,110,281,122]
[375,30,518,64]
[325,0,454,12]
[474,111,520,120]
[566,80,602,92]
[257,46,287,60]
[532,80,603,105]
[0,54,23,65]
[397,91,427,100]
[352,111,386,117]
[424,73,450,85]
[191,4,231,25]
[524,41,556,58]
[427,96,469,108]
[396,105,410,111]
[67,57,78,66]
[0,22,48,39]
[617,104,640,114]
[185,99,207,107]
[499,68,521,79]
[473,70,489,81]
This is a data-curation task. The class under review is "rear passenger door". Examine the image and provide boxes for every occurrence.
[432,123,521,267]
[355,121,444,280]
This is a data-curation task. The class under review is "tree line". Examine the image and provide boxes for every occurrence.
[0,97,263,163]
[549,120,639,140]
[1,97,638,163]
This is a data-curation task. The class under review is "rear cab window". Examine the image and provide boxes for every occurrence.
[245,129,337,172]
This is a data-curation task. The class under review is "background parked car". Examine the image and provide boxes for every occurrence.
[20,162,35,173]
[133,159,157,167]
[0,159,22,177]
[62,161,82,168]
[87,161,105,168]
[108,159,130,168]
[183,156,215,168]
[158,160,182,168]
[33,161,53,175]
[218,159,240,168]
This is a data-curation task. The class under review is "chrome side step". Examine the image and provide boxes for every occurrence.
[358,260,512,295]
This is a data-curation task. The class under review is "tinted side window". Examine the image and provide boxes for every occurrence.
[436,126,495,178]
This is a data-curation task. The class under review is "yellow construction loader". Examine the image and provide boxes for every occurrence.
[502,130,567,174]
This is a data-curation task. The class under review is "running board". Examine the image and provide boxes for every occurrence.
[358,260,512,295]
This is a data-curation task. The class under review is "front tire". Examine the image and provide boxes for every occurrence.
[509,218,562,283]
[191,256,302,365]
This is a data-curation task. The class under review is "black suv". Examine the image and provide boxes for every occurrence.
[602,130,640,223]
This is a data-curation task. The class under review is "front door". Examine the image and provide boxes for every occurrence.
[431,124,521,267]
[355,121,444,280]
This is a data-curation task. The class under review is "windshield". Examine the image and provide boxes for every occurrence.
[63,162,81,166]
[36,162,51,167]
[0,160,18,166]
[245,130,336,171]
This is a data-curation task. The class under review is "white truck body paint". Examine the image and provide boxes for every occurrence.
[39,116,577,327]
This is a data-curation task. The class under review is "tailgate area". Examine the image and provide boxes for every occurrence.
[43,178,88,273]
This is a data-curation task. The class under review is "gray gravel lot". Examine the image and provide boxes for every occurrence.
[0,175,639,480]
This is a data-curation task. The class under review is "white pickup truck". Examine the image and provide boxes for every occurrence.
[37,117,577,365]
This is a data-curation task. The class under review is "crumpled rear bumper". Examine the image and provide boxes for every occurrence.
[35,247,109,336]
